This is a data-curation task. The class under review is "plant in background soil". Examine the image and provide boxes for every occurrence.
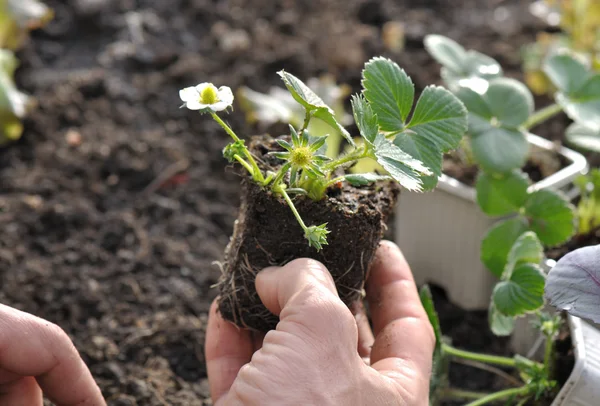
[572,169,600,235]
[0,0,52,144]
[422,272,564,405]
[524,0,600,95]
[416,33,599,405]
[425,35,600,168]
[0,49,32,144]
[181,57,468,330]
[425,33,579,329]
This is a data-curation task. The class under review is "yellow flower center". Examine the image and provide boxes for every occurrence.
[200,86,218,105]
[290,147,312,167]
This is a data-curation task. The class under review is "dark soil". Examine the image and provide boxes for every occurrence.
[547,227,600,261]
[218,135,399,331]
[443,144,571,187]
[0,0,576,404]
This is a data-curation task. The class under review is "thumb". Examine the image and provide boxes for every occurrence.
[255,258,358,343]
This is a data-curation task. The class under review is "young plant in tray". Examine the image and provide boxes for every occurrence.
[180,57,468,330]
[422,279,563,405]
[523,0,599,95]
[417,34,591,405]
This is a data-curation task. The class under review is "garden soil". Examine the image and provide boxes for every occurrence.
[0,0,570,404]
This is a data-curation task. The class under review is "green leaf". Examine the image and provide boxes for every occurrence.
[481,218,528,278]
[524,190,576,246]
[344,173,391,186]
[419,285,442,349]
[362,57,467,190]
[424,34,502,90]
[351,94,378,145]
[424,35,467,76]
[475,170,529,216]
[565,122,600,152]
[393,132,440,191]
[543,53,589,95]
[505,231,543,274]
[362,56,414,131]
[489,302,516,336]
[395,85,468,190]
[470,127,528,174]
[484,78,534,127]
[493,264,545,316]
[373,134,430,192]
[277,70,353,145]
[407,85,468,153]
[457,79,533,174]
[557,75,600,124]
[543,53,600,125]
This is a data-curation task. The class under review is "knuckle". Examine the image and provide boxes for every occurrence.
[300,291,356,333]
[286,258,329,277]
[40,320,77,356]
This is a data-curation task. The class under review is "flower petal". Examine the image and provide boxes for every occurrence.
[196,82,216,94]
[179,87,199,102]
[186,101,209,110]
[217,86,234,105]
[209,101,231,112]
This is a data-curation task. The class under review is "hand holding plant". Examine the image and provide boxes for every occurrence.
[205,242,434,406]
[181,56,468,331]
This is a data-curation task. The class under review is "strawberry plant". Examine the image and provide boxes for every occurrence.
[180,57,469,330]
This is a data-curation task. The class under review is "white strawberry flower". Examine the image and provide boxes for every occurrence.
[179,83,234,112]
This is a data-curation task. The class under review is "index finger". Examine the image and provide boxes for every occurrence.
[205,299,254,403]
[365,241,435,375]
[0,304,105,406]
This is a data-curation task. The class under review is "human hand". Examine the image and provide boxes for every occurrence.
[206,240,435,405]
[0,304,106,406]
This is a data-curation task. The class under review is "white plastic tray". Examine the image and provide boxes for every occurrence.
[395,133,589,309]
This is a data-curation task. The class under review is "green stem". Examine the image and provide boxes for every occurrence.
[442,344,517,368]
[290,167,298,188]
[300,110,312,136]
[324,144,369,172]
[270,163,291,191]
[211,112,264,182]
[443,388,490,401]
[544,333,554,373]
[278,186,308,231]
[233,154,254,176]
[523,103,563,130]
[211,112,241,142]
[464,386,532,406]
